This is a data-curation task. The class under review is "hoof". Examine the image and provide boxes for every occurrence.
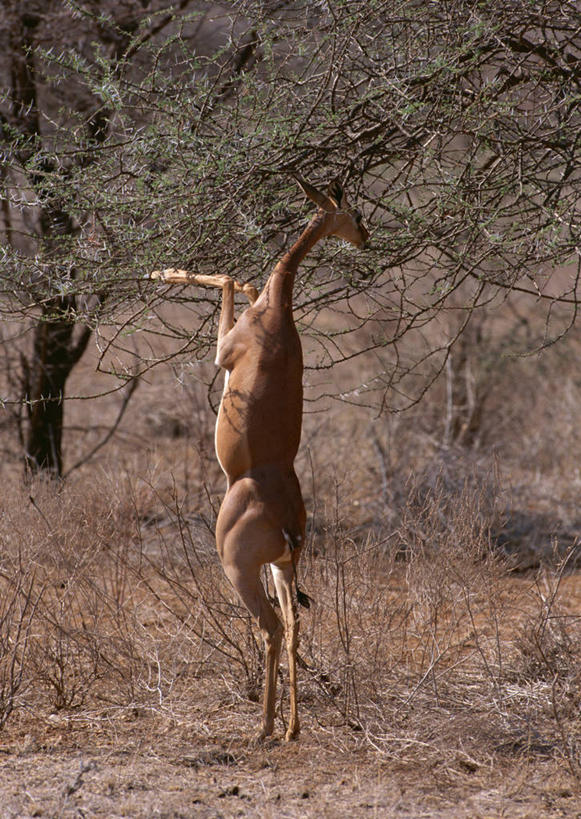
[285,726,300,742]
[251,732,278,749]
[242,283,259,300]
[252,722,274,747]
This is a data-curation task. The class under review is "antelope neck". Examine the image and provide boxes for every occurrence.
[262,213,327,310]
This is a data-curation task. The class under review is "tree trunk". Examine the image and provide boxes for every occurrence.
[23,297,91,477]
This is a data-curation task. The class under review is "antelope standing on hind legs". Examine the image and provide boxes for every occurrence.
[152,177,369,741]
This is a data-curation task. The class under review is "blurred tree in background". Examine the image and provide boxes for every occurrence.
[0,0,579,475]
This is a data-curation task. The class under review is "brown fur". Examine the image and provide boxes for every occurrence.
[152,178,368,740]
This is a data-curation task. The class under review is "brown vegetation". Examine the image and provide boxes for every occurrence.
[1,314,580,816]
[1,1,580,814]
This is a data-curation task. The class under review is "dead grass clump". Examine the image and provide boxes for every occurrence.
[400,451,502,559]
[0,472,155,720]
[279,475,580,783]
[0,568,41,729]
[512,556,581,685]
[0,440,580,798]
[129,485,267,705]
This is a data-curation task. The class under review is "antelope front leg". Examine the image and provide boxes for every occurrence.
[151,269,230,288]
[217,276,235,347]
[151,268,258,305]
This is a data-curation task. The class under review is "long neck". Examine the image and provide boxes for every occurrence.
[261,213,327,310]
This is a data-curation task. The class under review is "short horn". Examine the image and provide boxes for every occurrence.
[327,180,344,207]
[292,174,334,210]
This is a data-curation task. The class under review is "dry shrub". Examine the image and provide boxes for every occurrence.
[506,549,581,779]
[0,473,149,716]
[129,483,266,704]
[133,454,581,779]
[0,567,42,729]
[298,470,503,730]
[0,465,265,731]
[0,443,579,787]
[284,472,581,777]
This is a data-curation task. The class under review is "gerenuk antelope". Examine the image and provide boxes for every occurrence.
[152,176,369,741]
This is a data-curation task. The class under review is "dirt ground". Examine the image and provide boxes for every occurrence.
[1,630,580,819]
[1,724,579,818]
[2,315,581,818]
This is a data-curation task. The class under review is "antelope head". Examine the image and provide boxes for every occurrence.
[294,175,369,248]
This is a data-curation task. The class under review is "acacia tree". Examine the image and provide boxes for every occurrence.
[0,0,195,475]
[1,0,579,471]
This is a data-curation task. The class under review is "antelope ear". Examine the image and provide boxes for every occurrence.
[293,174,335,210]
[327,180,345,208]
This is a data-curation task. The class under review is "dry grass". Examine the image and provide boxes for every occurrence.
[1,308,581,815]
[0,457,580,815]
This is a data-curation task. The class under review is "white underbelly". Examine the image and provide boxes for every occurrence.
[215,370,229,482]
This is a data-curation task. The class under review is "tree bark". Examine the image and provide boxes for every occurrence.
[23,297,92,477]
